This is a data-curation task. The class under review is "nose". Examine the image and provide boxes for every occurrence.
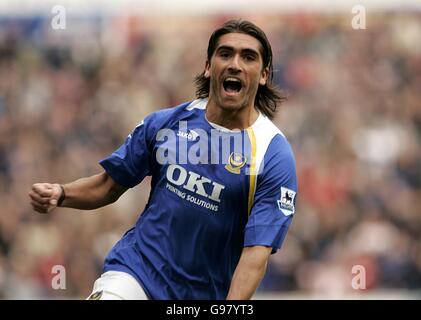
[228,54,241,73]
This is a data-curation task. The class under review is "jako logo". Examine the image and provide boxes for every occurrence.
[166,164,225,203]
[177,129,199,141]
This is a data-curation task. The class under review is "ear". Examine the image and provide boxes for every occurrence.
[259,67,269,86]
[204,60,210,78]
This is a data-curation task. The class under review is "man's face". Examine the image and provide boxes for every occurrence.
[205,32,269,112]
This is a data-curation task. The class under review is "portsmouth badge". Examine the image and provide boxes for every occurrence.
[225,152,247,174]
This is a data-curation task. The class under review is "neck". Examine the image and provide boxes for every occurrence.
[205,98,259,130]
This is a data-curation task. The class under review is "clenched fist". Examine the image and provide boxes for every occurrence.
[29,183,64,213]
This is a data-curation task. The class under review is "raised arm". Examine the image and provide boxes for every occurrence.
[29,171,128,213]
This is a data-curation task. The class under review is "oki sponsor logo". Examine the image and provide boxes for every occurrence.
[166,164,225,203]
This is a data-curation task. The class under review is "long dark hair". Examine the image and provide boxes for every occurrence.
[194,19,286,120]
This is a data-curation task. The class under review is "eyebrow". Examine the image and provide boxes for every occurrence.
[216,45,260,57]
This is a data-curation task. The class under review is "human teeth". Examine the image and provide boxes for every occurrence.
[225,78,240,82]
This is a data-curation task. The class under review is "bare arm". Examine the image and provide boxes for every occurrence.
[226,245,272,300]
[29,171,128,213]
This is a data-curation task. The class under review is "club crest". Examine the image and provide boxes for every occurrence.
[225,152,247,174]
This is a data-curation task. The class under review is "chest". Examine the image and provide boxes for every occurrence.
[152,127,253,202]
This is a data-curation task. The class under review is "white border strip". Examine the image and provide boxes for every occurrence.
[1,0,420,17]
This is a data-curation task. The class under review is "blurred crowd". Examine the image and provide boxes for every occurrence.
[0,13,420,299]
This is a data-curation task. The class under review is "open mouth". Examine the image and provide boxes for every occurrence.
[223,77,242,94]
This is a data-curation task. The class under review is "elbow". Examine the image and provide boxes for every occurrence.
[103,176,127,206]
[108,190,123,204]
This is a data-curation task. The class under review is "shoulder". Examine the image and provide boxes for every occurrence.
[252,115,295,175]
[132,100,205,142]
[143,99,205,130]
[145,101,191,125]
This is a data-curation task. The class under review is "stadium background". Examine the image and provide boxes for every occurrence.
[0,0,420,299]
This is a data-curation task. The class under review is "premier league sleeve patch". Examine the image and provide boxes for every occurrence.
[277,187,296,216]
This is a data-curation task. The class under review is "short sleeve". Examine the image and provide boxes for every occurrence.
[99,115,155,188]
[244,135,298,253]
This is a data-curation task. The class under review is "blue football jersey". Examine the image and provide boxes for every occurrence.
[99,99,298,299]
